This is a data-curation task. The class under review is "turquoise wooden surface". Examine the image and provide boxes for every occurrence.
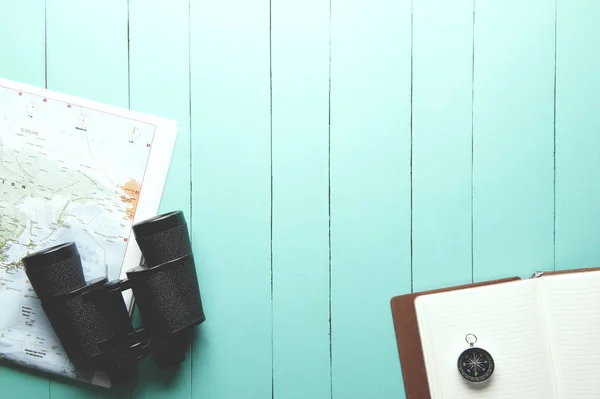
[330,0,411,398]
[271,0,330,397]
[190,1,272,398]
[555,0,600,272]
[0,1,598,398]
[472,0,556,282]
[412,0,473,292]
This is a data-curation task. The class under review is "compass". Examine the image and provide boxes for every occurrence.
[457,334,494,384]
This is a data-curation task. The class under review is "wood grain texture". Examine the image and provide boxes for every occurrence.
[0,1,50,398]
[271,0,331,397]
[472,0,556,282]
[412,0,474,292]
[555,0,600,271]
[329,0,412,397]
[128,0,192,397]
[189,0,273,397]
[45,0,131,397]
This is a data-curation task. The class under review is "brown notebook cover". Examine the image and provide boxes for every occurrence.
[391,268,600,399]
[390,277,520,399]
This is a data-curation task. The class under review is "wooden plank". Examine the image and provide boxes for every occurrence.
[472,0,556,281]
[412,0,474,292]
[189,0,272,397]
[0,0,46,85]
[46,0,129,108]
[0,1,50,398]
[128,1,192,398]
[45,1,131,398]
[271,0,331,397]
[555,0,600,271]
[329,0,412,397]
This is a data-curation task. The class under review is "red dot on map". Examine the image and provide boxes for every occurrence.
[146,144,151,148]
[67,104,71,108]
[124,238,128,242]
[135,190,139,194]
[18,92,22,96]
[43,98,47,102]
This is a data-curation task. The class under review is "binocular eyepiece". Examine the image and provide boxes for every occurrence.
[21,210,205,382]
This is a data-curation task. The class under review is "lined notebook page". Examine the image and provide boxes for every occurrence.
[539,271,600,398]
[415,279,558,399]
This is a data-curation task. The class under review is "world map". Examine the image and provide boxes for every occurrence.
[0,85,157,385]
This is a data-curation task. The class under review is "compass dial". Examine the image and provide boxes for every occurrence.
[457,347,494,383]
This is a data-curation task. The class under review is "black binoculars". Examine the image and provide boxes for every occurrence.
[21,210,205,382]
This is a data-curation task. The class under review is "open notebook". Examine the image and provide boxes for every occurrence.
[415,270,600,398]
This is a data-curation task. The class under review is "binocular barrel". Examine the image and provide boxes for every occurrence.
[128,210,205,368]
[21,210,205,381]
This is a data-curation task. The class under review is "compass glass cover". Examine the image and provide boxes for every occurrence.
[457,347,494,383]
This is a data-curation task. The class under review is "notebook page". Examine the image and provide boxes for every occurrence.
[538,271,600,398]
[415,279,558,399]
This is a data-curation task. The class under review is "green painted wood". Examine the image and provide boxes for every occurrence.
[0,1,50,398]
[189,0,272,397]
[0,0,46,86]
[412,0,474,292]
[128,1,192,398]
[271,0,331,397]
[45,0,131,398]
[555,0,600,271]
[329,0,411,398]
[472,0,556,282]
[46,0,129,109]
[4,1,600,398]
